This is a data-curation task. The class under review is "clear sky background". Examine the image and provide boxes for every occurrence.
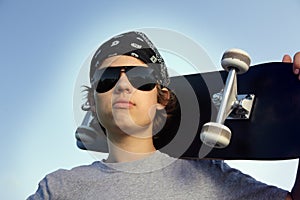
[1,0,300,199]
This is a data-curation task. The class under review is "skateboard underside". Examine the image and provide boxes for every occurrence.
[156,62,300,160]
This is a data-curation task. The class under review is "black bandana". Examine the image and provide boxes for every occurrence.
[90,31,170,87]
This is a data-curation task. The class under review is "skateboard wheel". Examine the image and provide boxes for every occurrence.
[200,122,231,148]
[221,48,251,74]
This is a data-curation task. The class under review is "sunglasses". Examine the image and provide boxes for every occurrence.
[92,66,158,93]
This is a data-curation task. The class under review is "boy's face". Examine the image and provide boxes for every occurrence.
[93,55,164,138]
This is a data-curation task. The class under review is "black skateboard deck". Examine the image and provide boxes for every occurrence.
[76,62,300,160]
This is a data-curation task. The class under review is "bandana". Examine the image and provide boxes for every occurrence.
[90,31,170,87]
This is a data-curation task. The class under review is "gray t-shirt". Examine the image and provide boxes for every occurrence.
[27,151,288,200]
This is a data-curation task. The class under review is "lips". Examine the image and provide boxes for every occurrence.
[113,99,135,109]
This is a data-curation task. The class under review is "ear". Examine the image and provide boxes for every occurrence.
[157,87,170,110]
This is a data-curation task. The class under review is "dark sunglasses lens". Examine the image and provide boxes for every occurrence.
[127,68,156,91]
[94,67,157,93]
[96,78,118,93]
[137,83,156,91]
[95,69,119,93]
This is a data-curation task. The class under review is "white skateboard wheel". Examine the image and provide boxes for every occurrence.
[200,122,231,148]
[221,48,251,74]
[75,126,98,143]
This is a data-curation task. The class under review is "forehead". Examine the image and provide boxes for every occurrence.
[99,55,148,68]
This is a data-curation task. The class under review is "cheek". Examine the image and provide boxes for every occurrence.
[144,93,158,115]
[130,90,159,120]
[94,93,112,122]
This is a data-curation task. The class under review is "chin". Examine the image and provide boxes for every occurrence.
[116,121,152,136]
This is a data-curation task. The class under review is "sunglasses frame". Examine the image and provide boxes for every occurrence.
[92,66,158,93]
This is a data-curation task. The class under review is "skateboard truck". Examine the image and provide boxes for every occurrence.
[200,49,253,148]
[213,93,255,120]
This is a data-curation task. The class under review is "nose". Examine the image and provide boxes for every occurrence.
[114,72,133,93]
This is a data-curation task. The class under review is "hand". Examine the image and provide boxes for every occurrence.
[282,52,300,200]
[282,52,300,80]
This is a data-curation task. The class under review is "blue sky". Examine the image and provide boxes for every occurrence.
[1,0,300,199]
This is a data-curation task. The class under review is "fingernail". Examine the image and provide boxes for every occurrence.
[295,69,299,75]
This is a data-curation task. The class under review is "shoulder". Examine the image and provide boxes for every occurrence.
[27,162,105,199]
[173,158,223,171]
[172,159,288,199]
[45,161,103,181]
[161,157,223,179]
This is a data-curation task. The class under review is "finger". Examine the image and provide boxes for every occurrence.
[282,54,292,63]
[293,52,300,76]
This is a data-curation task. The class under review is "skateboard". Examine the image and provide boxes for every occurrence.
[75,49,300,160]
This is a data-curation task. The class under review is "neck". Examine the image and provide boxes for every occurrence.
[105,128,156,163]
